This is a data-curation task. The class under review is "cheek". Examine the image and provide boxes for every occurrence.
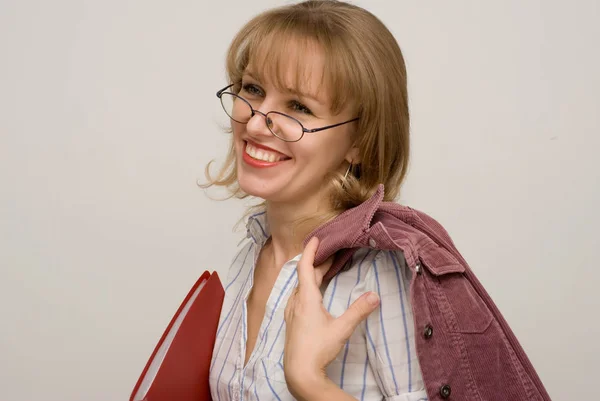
[293,135,349,167]
[232,122,245,139]
[232,125,246,154]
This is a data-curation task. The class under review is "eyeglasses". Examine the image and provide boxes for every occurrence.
[216,84,359,142]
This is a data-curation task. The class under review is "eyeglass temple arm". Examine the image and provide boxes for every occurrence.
[304,117,360,133]
[216,84,235,98]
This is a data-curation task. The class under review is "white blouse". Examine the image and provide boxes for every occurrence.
[209,212,428,401]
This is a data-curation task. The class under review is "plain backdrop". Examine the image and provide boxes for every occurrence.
[1,0,598,400]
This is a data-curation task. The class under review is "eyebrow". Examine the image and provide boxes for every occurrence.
[243,71,326,106]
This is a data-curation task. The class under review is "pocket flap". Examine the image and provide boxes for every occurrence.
[419,243,465,276]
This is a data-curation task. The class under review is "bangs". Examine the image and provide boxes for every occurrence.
[227,16,359,115]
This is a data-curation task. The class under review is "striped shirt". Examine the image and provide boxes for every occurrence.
[209,212,428,401]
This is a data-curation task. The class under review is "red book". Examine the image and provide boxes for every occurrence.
[130,271,225,401]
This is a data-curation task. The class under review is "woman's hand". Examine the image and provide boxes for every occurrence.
[283,237,380,401]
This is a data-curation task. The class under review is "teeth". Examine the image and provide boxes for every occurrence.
[245,142,285,163]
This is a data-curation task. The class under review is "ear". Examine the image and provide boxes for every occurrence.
[345,146,361,165]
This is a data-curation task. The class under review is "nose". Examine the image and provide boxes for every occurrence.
[246,109,273,139]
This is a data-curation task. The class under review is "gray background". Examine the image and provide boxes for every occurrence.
[1,1,598,400]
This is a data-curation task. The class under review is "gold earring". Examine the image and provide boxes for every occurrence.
[342,162,353,189]
[343,163,352,181]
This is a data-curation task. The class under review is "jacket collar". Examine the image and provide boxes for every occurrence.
[305,184,386,269]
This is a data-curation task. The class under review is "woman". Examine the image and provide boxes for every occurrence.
[206,2,420,400]
[205,2,550,401]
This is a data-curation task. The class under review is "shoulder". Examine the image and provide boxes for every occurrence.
[376,202,457,250]
[332,248,411,296]
[344,248,408,276]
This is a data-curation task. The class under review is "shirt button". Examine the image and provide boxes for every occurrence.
[415,263,422,275]
[440,384,451,399]
[424,324,433,339]
[368,238,377,247]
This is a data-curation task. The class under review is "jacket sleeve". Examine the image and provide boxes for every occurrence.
[360,250,428,401]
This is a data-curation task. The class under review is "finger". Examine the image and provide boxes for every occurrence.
[296,237,319,288]
[313,257,332,287]
[284,287,297,323]
[314,264,327,287]
[334,292,380,340]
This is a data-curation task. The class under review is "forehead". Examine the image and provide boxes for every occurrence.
[245,34,330,105]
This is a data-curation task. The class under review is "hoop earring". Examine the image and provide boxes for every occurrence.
[342,162,353,189]
[343,164,352,180]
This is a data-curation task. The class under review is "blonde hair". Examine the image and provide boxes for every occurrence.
[203,0,410,220]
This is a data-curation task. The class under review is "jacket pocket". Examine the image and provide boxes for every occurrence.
[419,246,493,334]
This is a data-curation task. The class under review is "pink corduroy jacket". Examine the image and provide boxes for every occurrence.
[306,185,552,401]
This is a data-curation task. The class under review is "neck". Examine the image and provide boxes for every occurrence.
[264,189,333,267]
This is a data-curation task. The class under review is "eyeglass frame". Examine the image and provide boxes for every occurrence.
[216,84,359,143]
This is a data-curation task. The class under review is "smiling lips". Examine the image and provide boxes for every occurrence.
[243,141,290,168]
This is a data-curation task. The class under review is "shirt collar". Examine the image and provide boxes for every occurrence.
[246,210,270,247]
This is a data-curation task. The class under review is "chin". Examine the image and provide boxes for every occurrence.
[239,183,278,202]
[239,173,303,204]
[237,169,276,201]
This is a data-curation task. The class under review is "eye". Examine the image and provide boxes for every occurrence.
[289,100,313,116]
[241,83,264,97]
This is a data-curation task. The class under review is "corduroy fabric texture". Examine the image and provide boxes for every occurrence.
[306,185,552,401]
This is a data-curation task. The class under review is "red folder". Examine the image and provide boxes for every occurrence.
[130,271,225,401]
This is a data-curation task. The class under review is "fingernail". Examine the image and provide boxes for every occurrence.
[367,292,380,306]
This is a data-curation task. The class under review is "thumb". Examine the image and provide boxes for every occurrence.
[314,257,333,287]
[334,292,380,339]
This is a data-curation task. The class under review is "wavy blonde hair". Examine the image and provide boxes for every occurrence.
[203,0,409,223]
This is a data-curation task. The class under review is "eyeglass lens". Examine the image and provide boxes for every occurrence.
[220,92,303,141]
